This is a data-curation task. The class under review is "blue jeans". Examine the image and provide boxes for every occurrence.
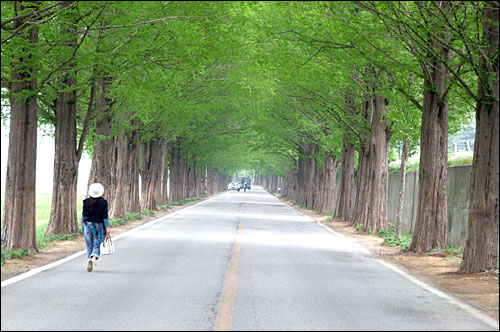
[83,222,105,260]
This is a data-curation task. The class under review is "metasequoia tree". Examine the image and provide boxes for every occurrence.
[458,2,499,273]
[107,115,141,219]
[1,1,40,252]
[87,78,114,200]
[357,1,458,250]
[140,139,168,210]
[334,89,358,222]
[46,2,97,235]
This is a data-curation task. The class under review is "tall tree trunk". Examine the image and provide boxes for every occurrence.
[140,140,163,211]
[352,94,373,226]
[158,141,169,205]
[46,3,91,236]
[365,94,391,232]
[87,76,113,198]
[395,139,409,239]
[460,3,499,273]
[289,172,298,201]
[296,153,307,206]
[109,121,140,218]
[320,152,339,214]
[123,125,141,214]
[313,160,324,212]
[334,135,355,221]
[196,164,205,196]
[46,63,79,235]
[207,169,216,194]
[169,140,189,202]
[109,133,126,219]
[46,92,79,234]
[1,1,39,252]
[169,142,180,201]
[305,145,317,208]
[187,162,197,198]
[410,40,451,251]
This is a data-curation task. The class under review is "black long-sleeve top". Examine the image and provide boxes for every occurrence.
[82,197,109,224]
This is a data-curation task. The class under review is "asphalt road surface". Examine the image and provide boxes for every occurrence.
[1,186,497,331]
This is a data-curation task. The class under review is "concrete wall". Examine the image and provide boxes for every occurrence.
[387,165,472,247]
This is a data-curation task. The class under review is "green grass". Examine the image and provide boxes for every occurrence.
[109,218,126,227]
[376,225,413,250]
[158,204,171,211]
[448,151,473,166]
[430,246,465,260]
[141,209,155,215]
[1,193,85,226]
[389,151,473,174]
[353,223,364,232]
[1,193,86,265]
[388,155,421,174]
[125,212,142,220]
[2,222,79,265]
[36,223,77,248]
[1,249,29,266]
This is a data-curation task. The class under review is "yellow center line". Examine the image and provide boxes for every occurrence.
[214,218,244,331]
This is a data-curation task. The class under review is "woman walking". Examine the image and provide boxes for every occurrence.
[82,183,110,272]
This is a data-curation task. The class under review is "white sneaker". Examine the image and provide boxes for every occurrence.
[92,257,97,272]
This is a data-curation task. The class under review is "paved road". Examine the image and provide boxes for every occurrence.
[1,186,497,331]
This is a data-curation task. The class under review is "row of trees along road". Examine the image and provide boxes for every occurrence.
[1,1,498,273]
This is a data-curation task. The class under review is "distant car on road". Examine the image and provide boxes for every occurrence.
[227,182,241,191]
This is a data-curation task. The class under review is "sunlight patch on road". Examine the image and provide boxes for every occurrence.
[212,200,284,206]
[129,228,236,243]
[129,228,368,255]
[242,231,370,255]
[173,210,242,218]
[243,212,312,223]
[223,192,276,200]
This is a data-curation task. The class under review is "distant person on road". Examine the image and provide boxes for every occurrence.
[82,183,110,272]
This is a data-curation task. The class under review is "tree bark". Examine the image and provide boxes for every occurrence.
[352,92,373,226]
[334,135,355,221]
[410,39,451,251]
[395,138,409,239]
[87,76,113,199]
[158,141,169,205]
[45,2,90,236]
[46,89,79,235]
[140,140,163,211]
[123,127,141,214]
[109,134,126,219]
[365,94,391,232]
[109,121,140,218]
[169,140,189,202]
[46,54,79,235]
[1,1,39,252]
[320,152,339,214]
[460,3,499,273]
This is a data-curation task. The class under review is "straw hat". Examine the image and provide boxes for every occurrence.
[88,183,104,198]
